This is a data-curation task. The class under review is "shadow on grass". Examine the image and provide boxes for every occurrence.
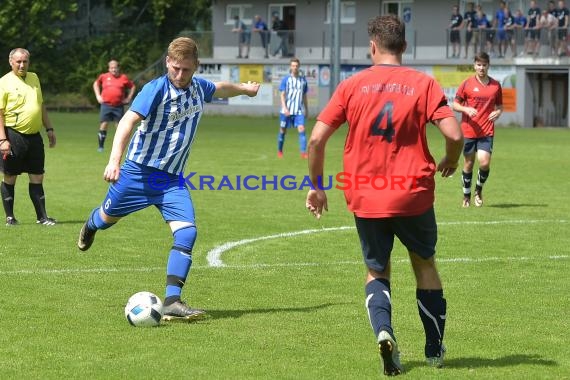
[404,354,557,371]
[487,203,548,209]
[205,302,341,320]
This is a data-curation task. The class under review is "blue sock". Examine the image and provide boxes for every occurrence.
[299,130,307,153]
[277,131,285,152]
[417,289,446,357]
[165,226,196,302]
[86,207,114,230]
[365,278,394,340]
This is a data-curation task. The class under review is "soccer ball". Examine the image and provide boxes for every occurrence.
[124,291,163,327]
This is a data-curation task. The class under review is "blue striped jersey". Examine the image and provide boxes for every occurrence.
[126,75,216,174]
[279,74,308,115]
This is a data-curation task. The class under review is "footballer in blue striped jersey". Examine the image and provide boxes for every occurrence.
[277,58,309,159]
[77,37,260,321]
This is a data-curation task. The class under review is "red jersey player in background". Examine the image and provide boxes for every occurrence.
[305,14,463,376]
[452,52,503,208]
[93,60,135,152]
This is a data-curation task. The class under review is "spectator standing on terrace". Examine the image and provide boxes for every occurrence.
[554,0,569,56]
[524,1,541,55]
[232,15,251,59]
[449,5,464,58]
[252,15,270,58]
[514,9,527,53]
[271,14,289,58]
[494,1,507,57]
[503,8,516,57]
[464,2,479,58]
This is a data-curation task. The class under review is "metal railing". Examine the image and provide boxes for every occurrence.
[445,26,570,59]
[174,29,418,60]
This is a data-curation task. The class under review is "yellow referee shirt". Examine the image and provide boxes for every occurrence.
[0,71,44,134]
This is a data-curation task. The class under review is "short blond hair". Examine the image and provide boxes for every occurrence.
[167,37,198,63]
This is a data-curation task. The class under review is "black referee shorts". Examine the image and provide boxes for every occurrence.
[1,128,45,175]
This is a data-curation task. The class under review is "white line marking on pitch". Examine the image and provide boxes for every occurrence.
[206,219,567,267]
[0,255,567,276]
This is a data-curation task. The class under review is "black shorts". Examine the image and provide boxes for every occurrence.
[558,28,567,40]
[1,128,45,175]
[450,30,461,43]
[526,29,539,40]
[354,207,437,273]
[466,30,473,43]
[100,103,124,123]
[463,136,494,155]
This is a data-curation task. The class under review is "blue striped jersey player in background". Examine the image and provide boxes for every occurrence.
[277,58,309,159]
[77,37,260,321]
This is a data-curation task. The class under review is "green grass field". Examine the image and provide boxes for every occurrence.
[0,112,569,379]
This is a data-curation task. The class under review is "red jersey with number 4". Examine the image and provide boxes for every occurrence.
[318,65,454,218]
[455,75,502,138]
[96,73,134,107]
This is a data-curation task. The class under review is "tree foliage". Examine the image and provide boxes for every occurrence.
[0,0,211,105]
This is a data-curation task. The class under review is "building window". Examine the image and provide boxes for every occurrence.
[382,1,414,19]
[325,1,356,24]
[226,4,253,24]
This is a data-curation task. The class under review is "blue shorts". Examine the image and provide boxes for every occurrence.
[101,160,195,223]
[279,114,305,128]
[100,103,124,123]
[354,207,437,273]
[464,136,494,155]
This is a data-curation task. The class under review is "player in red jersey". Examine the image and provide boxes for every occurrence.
[305,14,463,375]
[93,60,136,152]
[452,52,503,207]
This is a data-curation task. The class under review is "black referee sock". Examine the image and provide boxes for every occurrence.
[29,183,48,220]
[98,130,107,149]
[1,181,15,218]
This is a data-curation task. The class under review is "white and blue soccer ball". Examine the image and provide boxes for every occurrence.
[124,291,163,327]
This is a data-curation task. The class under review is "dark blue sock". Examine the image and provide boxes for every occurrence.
[416,289,447,357]
[277,131,285,152]
[86,207,114,230]
[365,278,393,340]
[298,130,307,153]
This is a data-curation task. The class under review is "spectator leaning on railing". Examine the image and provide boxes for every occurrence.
[554,0,569,56]
[464,2,478,58]
[524,1,541,56]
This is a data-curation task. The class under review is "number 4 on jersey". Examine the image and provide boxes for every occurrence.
[371,101,395,142]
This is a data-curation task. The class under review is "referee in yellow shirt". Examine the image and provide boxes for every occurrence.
[0,48,57,226]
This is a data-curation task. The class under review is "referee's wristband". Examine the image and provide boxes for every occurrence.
[46,128,54,132]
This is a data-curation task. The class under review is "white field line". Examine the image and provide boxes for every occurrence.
[206,219,567,267]
[0,255,568,276]
[0,219,566,276]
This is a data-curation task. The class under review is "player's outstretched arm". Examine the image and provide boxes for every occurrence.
[306,120,335,219]
[104,110,141,183]
[213,81,260,98]
[434,116,463,177]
